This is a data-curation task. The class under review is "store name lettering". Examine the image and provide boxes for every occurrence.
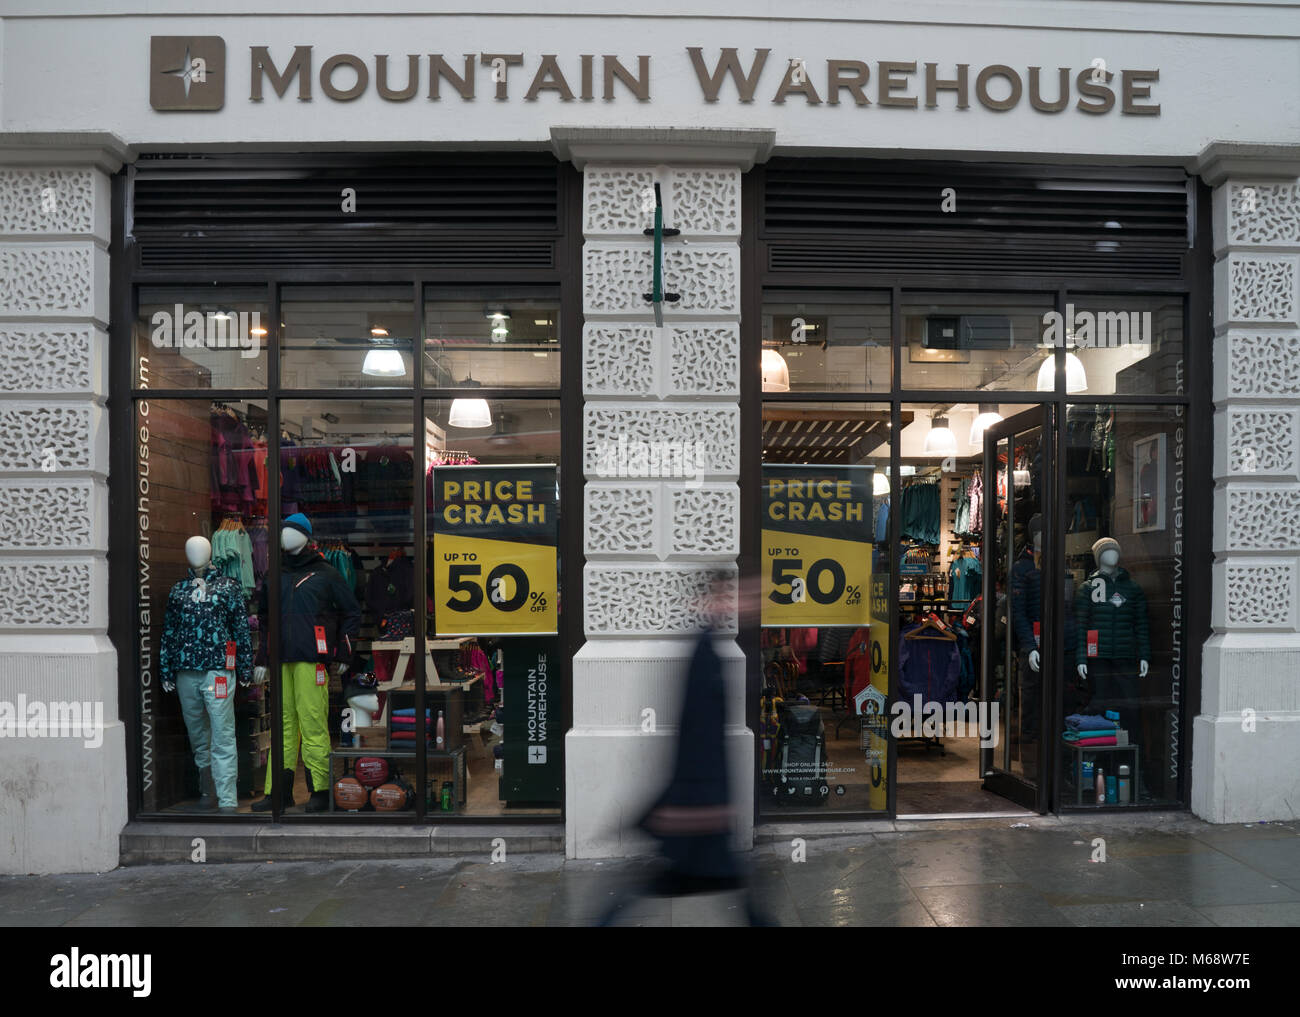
[246,47,1159,114]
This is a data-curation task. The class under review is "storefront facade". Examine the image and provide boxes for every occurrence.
[1,3,1298,873]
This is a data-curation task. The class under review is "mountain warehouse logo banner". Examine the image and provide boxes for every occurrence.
[149,37,1158,115]
[150,36,226,110]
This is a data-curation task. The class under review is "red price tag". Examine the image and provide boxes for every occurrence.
[314,625,328,655]
[225,641,237,670]
[315,664,327,686]
[1033,622,1040,648]
[215,673,228,699]
[1087,629,1099,657]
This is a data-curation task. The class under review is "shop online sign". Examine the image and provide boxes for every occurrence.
[151,37,1160,116]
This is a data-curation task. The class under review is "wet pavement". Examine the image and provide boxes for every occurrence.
[4,813,1299,926]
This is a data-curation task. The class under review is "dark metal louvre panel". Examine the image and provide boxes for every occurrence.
[131,153,560,269]
[763,159,1190,279]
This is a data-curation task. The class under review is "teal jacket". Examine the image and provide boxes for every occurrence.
[1074,567,1150,667]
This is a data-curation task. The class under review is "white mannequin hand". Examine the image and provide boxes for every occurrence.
[1139,660,1149,678]
[163,680,176,694]
[1077,664,1088,679]
[337,663,349,678]
[253,665,268,684]
[1028,649,1040,673]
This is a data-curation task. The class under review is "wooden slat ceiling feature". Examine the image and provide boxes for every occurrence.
[761,408,914,463]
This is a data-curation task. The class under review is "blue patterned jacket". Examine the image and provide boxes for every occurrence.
[160,565,253,688]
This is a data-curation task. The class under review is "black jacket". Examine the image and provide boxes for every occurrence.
[1075,567,1151,667]
[258,546,361,664]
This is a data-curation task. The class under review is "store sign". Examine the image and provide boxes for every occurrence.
[430,465,557,636]
[150,37,1160,115]
[762,464,873,627]
[499,639,563,803]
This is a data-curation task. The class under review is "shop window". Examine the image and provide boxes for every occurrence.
[134,397,269,813]
[424,297,560,389]
[759,401,890,816]
[136,287,268,389]
[1062,295,1185,397]
[900,292,1055,392]
[280,286,415,390]
[760,291,891,393]
[424,398,562,816]
[1062,404,1186,807]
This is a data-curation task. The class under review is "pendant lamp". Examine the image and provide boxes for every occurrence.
[1036,352,1088,393]
[448,373,492,428]
[923,416,958,457]
[362,348,406,377]
[968,403,1004,448]
[761,347,790,392]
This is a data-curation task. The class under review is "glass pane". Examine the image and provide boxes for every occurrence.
[759,402,889,817]
[424,398,562,816]
[901,292,1054,392]
[424,298,560,389]
[273,399,415,815]
[1063,295,1184,396]
[1062,404,1186,806]
[761,291,891,393]
[136,287,268,389]
[134,398,269,814]
[281,286,414,389]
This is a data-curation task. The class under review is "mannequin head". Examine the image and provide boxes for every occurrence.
[1092,536,1121,572]
[1028,513,1043,555]
[185,535,213,569]
[281,512,312,553]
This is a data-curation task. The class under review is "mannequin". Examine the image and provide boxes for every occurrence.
[1008,515,1044,780]
[252,513,361,813]
[159,535,252,814]
[1075,536,1150,747]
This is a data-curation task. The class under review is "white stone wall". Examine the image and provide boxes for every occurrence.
[567,161,753,858]
[0,162,126,873]
[1194,175,1300,823]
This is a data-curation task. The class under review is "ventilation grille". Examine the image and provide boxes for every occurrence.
[131,154,562,270]
[763,159,1191,280]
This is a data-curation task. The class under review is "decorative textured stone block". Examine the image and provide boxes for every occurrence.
[583,324,656,396]
[1216,331,1300,402]
[1223,407,1299,478]
[1226,181,1300,247]
[0,242,98,317]
[0,168,97,236]
[0,325,98,394]
[668,167,740,236]
[669,324,739,396]
[0,479,100,550]
[584,402,740,477]
[583,242,740,318]
[585,563,737,636]
[583,167,657,235]
[0,403,95,472]
[669,484,739,557]
[585,483,658,557]
[1221,486,1300,552]
[1215,254,1298,326]
[0,558,100,629]
[1218,560,1297,630]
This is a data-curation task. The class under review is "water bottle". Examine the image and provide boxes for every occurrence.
[436,709,445,751]
[1118,764,1131,803]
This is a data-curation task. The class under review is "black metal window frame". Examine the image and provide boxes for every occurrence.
[109,154,584,825]
[741,159,1213,822]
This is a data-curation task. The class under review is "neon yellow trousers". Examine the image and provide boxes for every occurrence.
[265,661,331,793]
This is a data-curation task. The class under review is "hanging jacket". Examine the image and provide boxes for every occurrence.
[1009,547,1041,653]
[898,624,959,702]
[1074,567,1150,666]
[258,546,361,664]
[160,565,253,689]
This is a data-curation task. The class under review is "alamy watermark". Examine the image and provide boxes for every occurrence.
[591,433,706,487]
[150,304,262,359]
[0,695,104,749]
[1041,304,1153,348]
[890,695,1000,749]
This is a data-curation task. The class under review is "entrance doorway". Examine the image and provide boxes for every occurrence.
[894,404,1052,818]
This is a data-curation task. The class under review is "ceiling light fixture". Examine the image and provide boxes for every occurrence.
[923,415,958,457]
[448,374,492,428]
[486,311,511,342]
[969,403,1004,448]
[1036,352,1088,393]
[761,347,790,392]
[362,348,406,377]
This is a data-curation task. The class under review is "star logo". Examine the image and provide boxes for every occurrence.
[528,746,548,765]
[150,36,225,111]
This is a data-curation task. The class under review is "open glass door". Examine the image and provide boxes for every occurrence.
[980,407,1053,811]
